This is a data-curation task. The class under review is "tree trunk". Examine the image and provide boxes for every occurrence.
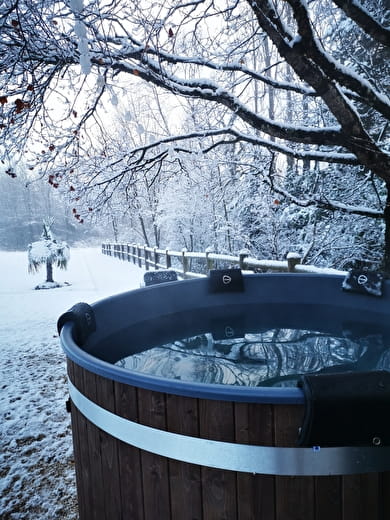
[112,218,119,242]
[153,220,160,248]
[46,259,54,283]
[139,215,150,247]
[383,185,390,275]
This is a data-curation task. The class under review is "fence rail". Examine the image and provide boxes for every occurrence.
[102,243,347,279]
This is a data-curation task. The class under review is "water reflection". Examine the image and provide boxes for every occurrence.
[116,329,390,387]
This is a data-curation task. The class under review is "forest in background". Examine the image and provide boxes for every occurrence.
[0,0,388,269]
[0,172,106,250]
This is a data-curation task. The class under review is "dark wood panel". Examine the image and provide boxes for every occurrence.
[66,362,390,520]
[236,473,276,520]
[138,389,171,519]
[95,376,122,519]
[342,473,382,520]
[274,404,315,519]
[382,472,390,520]
[70,363,105,519]
[199,398,236,442]
[276,476,315,520]
[199,399,237,519]
[70,362,92,520]
[82,368,108,520]
[166,393,199,436]
[70,409,90,519]
[138,387,167,427]
[235,401,275,445]
[235,402,276,519]
[166,394,202,520]
[114,381,139,422]
[381,471,390,520]
[273,404,303,447]
[168,459,202,520]
[67,360,85,520]
[114,382,144,520]
[314,476,342,520]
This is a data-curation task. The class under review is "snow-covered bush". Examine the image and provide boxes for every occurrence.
[28,219,70,289]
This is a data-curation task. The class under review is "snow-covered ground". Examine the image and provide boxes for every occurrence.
[0,248,145,519]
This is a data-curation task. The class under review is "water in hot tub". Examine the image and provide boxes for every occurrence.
[116,328,390,387]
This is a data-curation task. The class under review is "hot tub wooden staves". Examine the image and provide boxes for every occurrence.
[67,359,390,520]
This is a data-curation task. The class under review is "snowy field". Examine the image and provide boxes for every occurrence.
[0,248,145,519]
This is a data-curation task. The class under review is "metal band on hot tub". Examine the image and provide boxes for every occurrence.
[68,379,390,476]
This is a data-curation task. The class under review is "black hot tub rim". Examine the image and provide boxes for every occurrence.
[59,272,390,406]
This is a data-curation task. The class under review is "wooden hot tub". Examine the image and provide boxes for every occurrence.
[59,272,390,519]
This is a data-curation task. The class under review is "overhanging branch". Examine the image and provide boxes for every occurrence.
[263,175,384,219]
[331,0,390,46]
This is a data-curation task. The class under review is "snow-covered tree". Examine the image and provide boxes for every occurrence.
[1,0,389,267]
[28,219,70,289]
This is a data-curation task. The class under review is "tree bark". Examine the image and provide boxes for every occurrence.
[248,0,390,184]
[46,259,54,283]
[383,185,390,274]
[139,215,150,247]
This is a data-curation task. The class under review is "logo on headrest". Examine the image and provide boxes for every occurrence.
[222,275,232,285]
[224,326,235,338]
[357,274,368,285]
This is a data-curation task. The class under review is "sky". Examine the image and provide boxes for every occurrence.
[0,248,145,519]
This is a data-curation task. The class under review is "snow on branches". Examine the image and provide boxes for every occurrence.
[0,0,388,175]
[1,0,390,268]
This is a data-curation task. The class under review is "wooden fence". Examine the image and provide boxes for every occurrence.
[102,243,346,278]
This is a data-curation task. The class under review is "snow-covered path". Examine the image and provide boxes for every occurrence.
[0,249,144,519]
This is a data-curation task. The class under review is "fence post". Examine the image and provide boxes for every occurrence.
[121,244,125,260]
[287,252,301,272]
[239,250,249,270]
[153,247,159,270]
[205,248,214,271]
[137,245,142,268]
[144,245,149,270]
[182,249,189,278]
[165,249,171,269]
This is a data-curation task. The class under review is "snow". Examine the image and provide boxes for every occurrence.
[28,239,70,273]
[295,264,346,275]
[286,251,301,259]
[0,248,145,519]
[70,0,91,75]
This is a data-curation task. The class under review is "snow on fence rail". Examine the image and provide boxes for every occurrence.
[101,243,347,279]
